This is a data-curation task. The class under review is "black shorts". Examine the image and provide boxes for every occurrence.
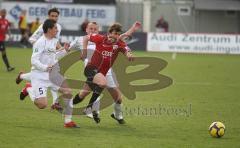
[0,41,6,52]
[84,65,98,84]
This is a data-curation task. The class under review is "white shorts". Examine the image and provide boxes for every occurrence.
[106,71,118,88]
[31,78,60,98]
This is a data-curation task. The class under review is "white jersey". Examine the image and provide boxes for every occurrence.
[31,35,59,80]
[29,23,62,44]
[70,36,95,51]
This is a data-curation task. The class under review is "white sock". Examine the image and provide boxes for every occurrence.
[64,115,72,123]
[20,73,31,81]
[92,97,100,114]
[64,98,73,123]
[26,87,36,102]
[114,102,123,120]
[51,90,58,104]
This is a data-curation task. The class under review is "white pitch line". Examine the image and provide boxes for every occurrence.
[175,82,212,86]
[175,82,240,87]
[171,52,177,60]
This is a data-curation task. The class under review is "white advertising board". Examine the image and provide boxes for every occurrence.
[147,32,240,54]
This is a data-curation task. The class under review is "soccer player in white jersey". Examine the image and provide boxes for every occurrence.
[70,22,141,124]
[28,8,61,44]
[16,8,62,109]
[19,19,78,128]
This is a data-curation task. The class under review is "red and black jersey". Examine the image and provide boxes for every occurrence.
[0,17,10,41]
[87,34,129,76]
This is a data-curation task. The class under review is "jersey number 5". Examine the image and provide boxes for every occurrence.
[39,88,43,95]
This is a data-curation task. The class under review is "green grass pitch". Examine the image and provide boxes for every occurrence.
[0,47,240,148]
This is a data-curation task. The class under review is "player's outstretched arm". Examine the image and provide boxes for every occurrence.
[56,42,70,59]
[29,24,43,45]
[119,21,141,40]
[81,35,90,60]
[56,42,70,51]
[6,23,12,41]
[69,37,82,50]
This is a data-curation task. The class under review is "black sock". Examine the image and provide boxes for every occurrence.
[86,78,95,90]
[2,53,10,68]
[73,94,83,105]
[87,84,103,108]
[116,100,122,104]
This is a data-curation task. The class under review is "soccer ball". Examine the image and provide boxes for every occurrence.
[209,121,225,138]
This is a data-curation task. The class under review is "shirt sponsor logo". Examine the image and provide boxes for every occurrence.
[47,48,55,53]
[102,50,112,57]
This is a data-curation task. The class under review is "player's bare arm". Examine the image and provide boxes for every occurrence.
[81,35,90,60]
[119,21,141,40]
[56,42,70,52]
[6,24,12,40]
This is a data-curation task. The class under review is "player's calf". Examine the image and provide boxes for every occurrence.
[59,87,72,99]
[16,71,24,84]
[73,93,85,105]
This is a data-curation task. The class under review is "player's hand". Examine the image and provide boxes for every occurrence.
[80,54,84,60]
[5,34,12,41]
[127,52,134,61]
[47,65,53,72]
[133,21,141,31]
[80,51,86,61]
[64,42,70,52]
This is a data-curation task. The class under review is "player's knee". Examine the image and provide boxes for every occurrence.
[38,104,47,109]
[35,102,48,109]
[62,88,72,98]
[94,73,107,88]
[96,78,107,88]
[97,81,107,88]
[65,88,72,94]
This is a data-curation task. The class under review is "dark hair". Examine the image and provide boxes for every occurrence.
[89,21,98,25]
[43,19,56,33]
[1,9,6,12]
[0,9,6,14]
[108,23,122,33]
[48,7,60,15]
[87,21,98,27]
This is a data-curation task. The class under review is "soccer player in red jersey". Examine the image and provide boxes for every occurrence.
[0,9,14,71]
[73,22,140,123]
